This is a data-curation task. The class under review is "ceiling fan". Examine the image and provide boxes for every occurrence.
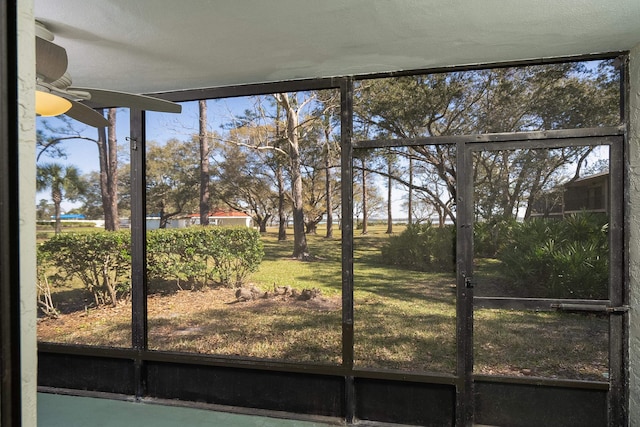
[35,20,181,127]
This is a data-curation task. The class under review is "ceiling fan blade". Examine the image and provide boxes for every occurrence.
[35,36,68,83]
[64,99,110,127]
[70,87,182,113]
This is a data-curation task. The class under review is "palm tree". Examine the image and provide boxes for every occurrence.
[36,163,86,234]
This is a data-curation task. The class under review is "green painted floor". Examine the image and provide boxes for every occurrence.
[38,393,339,427]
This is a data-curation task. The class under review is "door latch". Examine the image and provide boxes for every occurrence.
[464,276,476,289]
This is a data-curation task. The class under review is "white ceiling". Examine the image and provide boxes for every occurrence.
[35,0,640,96]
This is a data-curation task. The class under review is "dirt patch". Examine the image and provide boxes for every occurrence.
[242,294,341,312]
[37,285,342,347]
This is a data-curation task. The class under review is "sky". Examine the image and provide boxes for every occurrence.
[36,98,246,198]
[37,98,251,174]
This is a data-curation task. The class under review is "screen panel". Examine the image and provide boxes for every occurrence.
[145,92,343,364]
[353,145,457,375]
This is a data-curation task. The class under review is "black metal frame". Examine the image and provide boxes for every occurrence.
[1,1,22,425]
[37,52,630,427]
[463,130,626,426]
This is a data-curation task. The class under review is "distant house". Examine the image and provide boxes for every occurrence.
[531,172,609,218]
[190,210,254,227]
[145,216,190,230]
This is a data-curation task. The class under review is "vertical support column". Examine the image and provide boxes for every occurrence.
[130,108,148,400]
[609,136,627,425]
[455,141,474,426]
[340,77,355,423]
[627,43,640,426]
[610,55,628,424]
[0,1,22,424]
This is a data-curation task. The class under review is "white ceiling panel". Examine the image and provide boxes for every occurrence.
[35,0,640,95]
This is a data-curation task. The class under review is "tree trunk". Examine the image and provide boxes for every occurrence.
[275,104,287,241]
[52,188,62,235]
[159,215,169,229]
[499,151,511,219]
[98,108,119,231]
[277,163,287,240]
[361,158,368,235]
[159,201,168,229]
[278,93,309,259]
[259,219,268,233]
[408,151,413,225]
[386,158,393,234]
[199,100,210,225]
[256,214,270,233]
[306,219,320,234]
[102,262,118,307]
[107,109,119,230]
[523,166,544,220]
[324,134,333,239]
[291,147,308,258]
[97,123,111,229]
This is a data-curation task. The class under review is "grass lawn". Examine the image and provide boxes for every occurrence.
[36,223,103,242]
[37,224,609,381]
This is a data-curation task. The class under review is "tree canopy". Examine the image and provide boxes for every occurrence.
[35,60,619,241]
[353,61,620,223]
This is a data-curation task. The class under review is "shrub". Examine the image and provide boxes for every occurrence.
[146,228,206,290]
[474,218,517,258]
[38,231,132,307]
[147,227,264,289]
[381,223,455,272]
[497,213,608,299]
[36,250,59,317]
[203,227,264,288]
[38,227,265,308]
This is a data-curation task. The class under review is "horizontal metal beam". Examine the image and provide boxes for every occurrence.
[149,77,342,103]
[38,344,346,377]
[355,126,624,149]
[353,52,627,82]
[473,374,609,390]
[352,367,457,386]
[474,296,610,311]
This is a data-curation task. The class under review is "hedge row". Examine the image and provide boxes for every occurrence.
[38,227,264,307]
[146,227,264,290]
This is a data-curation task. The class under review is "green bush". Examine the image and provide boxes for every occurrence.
[203,227,264,288]
[380,223,455,272]
[38,227,264,309]
[147,227,264,289]
[146,228,204,290]
[474,218,517,258]
[497,213,608,299]
[38,231,132,307]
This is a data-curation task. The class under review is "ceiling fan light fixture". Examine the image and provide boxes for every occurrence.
[35,90,72,116]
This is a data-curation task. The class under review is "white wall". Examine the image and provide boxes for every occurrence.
[629,41,640,426]
[17,0,37,425]
[214,217,252,227]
